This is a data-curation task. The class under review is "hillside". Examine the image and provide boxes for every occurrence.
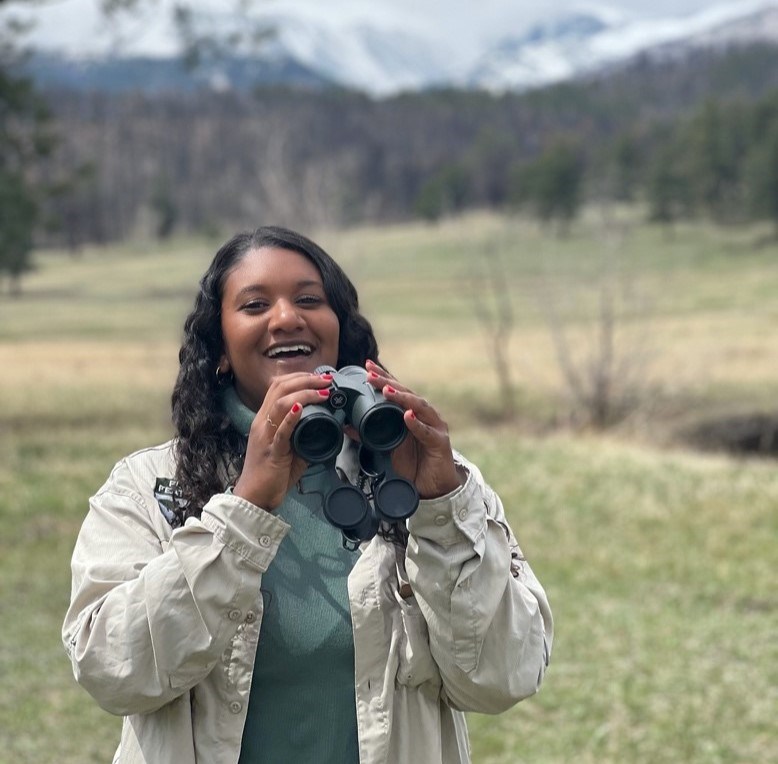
[34,41,778,245]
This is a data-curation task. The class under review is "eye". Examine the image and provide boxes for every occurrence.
[240,299,268,312]
[297,294,325,307]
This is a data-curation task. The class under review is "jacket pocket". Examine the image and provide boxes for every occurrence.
[395,593,441,689]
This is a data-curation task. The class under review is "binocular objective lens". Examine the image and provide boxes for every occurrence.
[361,406,406,451]
[294,414,343,464]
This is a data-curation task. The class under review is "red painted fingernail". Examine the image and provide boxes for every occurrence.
[408,410,416,420]
[291,403,301,414]
[368,371,379,379]
[385,385,396,394]
[318,389,330,397]
[320,373,333,380]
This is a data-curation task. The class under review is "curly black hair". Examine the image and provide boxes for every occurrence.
[171,225,380,522]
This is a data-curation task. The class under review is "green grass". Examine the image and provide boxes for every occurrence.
[0,391,171,761]
[461,432,778,764]
[2,211,777,762]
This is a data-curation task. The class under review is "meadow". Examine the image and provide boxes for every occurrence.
[1,211,776,763]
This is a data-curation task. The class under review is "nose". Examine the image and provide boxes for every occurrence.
[268,298,305,332]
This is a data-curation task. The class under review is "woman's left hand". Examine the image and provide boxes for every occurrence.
[363,359,464,500]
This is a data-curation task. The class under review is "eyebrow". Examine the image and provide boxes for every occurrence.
[234,279,324,299]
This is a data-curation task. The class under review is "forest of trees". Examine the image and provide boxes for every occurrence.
[0,4,55,292]
[4,37,778,278]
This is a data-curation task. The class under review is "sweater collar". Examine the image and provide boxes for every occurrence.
[221,384,255,438]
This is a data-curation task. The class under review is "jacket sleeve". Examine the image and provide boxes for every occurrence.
[62,458,289,716]
[404,454,553,714]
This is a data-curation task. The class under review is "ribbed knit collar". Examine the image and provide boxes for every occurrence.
[220,384,255,437]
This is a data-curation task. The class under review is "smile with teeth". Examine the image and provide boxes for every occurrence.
[265,343,314,359]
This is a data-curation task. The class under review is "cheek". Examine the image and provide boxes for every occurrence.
[222,315,260,360]
[325,313,341,351]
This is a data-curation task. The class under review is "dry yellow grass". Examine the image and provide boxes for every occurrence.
[3,341,178,390]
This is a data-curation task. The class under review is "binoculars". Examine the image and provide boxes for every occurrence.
[292,365,407,463]
[292,365,419,542]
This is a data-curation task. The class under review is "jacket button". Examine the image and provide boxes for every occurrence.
[434,514,448,526]
[229,701,243,714]
[259,535,272,547]
[458,508,468,520]
[228,609,242,621]
[245,611,257,623]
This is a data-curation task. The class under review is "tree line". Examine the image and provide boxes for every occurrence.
[3,40,778,290]
[510,90,778,235]
[0,14,55,294]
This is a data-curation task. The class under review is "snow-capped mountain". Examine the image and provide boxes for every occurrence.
[253,8,457,94]
[468,1,778,91]
[7,0,778,95]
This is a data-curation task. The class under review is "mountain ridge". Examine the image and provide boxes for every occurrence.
[12,0,778,95]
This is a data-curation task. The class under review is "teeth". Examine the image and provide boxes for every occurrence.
[266,344,313,358]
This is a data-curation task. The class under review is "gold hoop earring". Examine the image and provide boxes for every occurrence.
[215,366,233,386]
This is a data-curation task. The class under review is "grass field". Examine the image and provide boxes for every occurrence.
[1,211,777,763]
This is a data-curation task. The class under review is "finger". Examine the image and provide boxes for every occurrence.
[269,400,304,456]
[365,359,404,386]
[403,408,452,450]
[264,370,333,403]
[382,385,444,428]
[266,386,331,429]
[366,368,412,395]
[365,358,394,378]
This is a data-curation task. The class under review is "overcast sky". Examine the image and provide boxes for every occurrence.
[5,0,774,56]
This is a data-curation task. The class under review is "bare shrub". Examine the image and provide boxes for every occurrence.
[467,241,519,420]
[540,216,657,428]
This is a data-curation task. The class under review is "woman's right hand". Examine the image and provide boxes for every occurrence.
[231,371,333,511]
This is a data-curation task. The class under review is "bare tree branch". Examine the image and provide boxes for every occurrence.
[468,238,518,419]
[539,216,657,428]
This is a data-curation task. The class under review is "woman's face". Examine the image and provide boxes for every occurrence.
[219,246,340,410]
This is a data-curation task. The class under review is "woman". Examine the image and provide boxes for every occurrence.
[63,226,553,764]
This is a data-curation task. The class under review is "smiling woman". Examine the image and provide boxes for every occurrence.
[218,246,341,410]
[61,225,553,764]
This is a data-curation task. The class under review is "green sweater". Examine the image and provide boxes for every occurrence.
[223,387,360,763]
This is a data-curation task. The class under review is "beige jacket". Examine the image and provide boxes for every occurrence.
[63,440,553,764]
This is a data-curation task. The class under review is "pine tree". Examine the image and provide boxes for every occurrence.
[745,123,778,236]
[646,132,692,232]
[516,141,584,236]
[0,11,53,295]
[684,99,748,221]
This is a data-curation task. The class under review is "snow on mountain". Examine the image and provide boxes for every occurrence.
[191,0,778,94]
[660,2,778,49]
[465,11,615,91]
[468,0,778,91]
[5,0,778,95]
[254,8,456,94]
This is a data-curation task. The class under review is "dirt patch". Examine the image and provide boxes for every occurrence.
[682,411,778,457]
